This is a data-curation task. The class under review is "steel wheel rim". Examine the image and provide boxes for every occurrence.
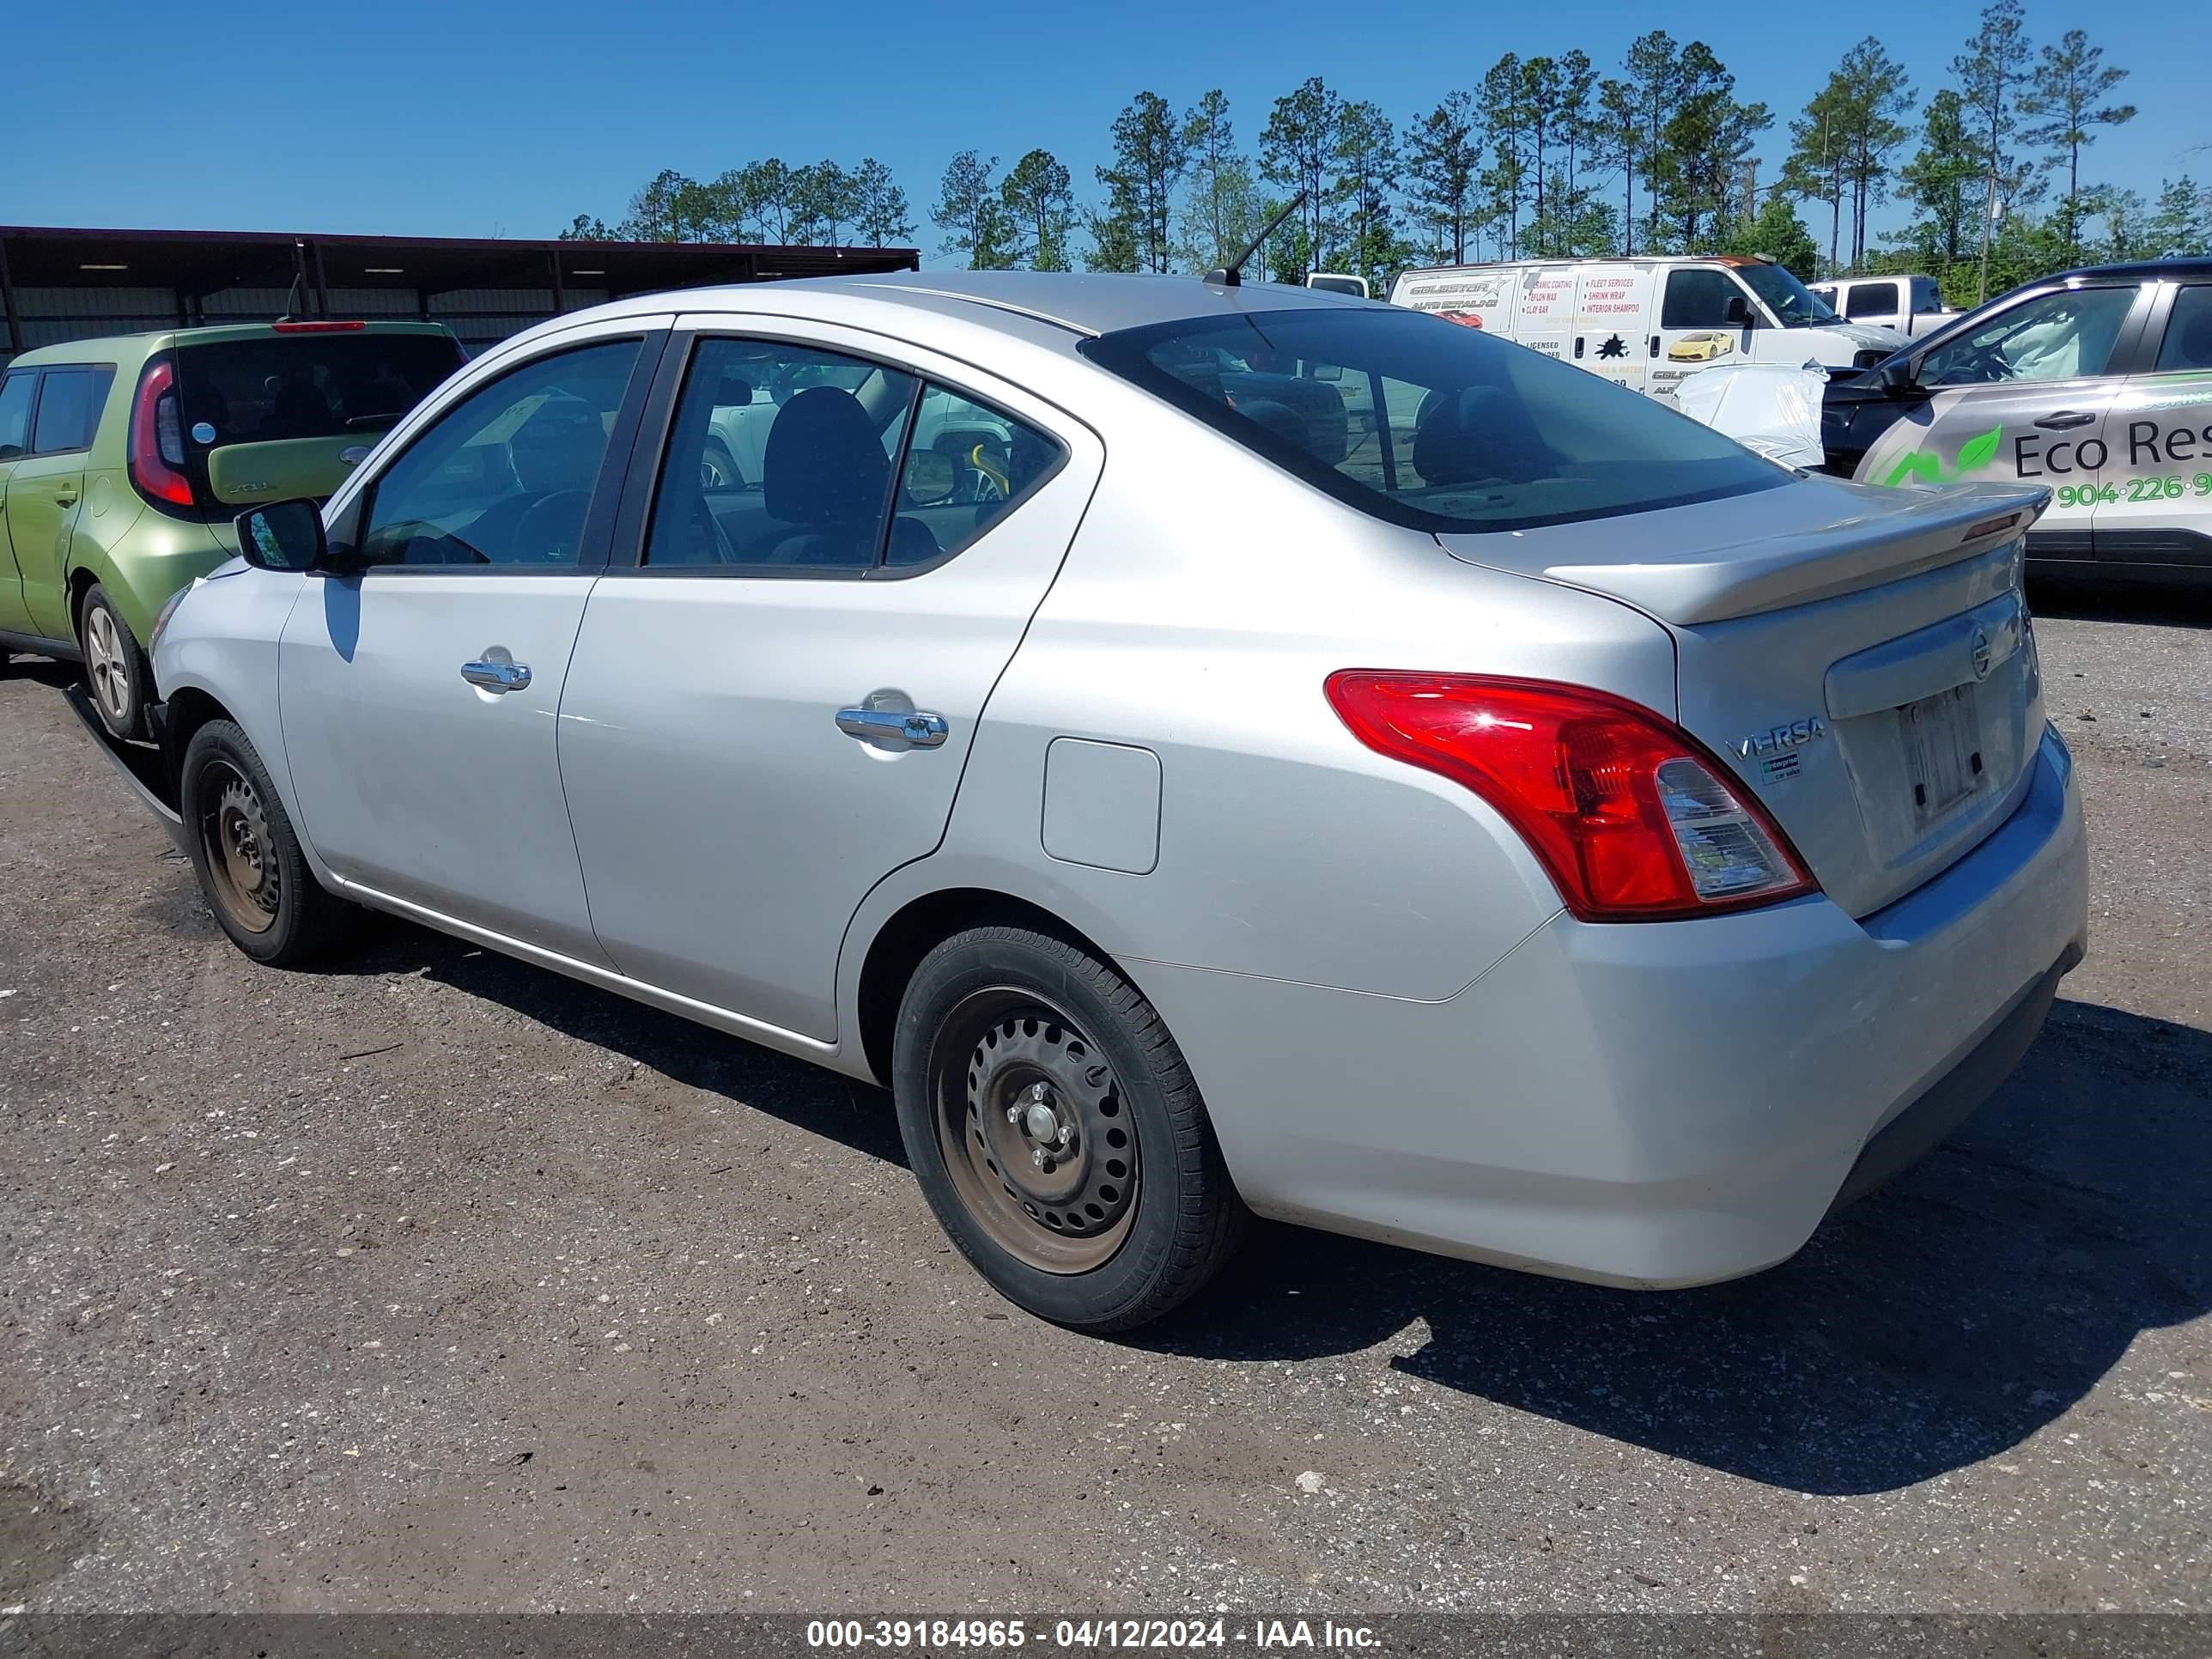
[84,605,130,724]
[196,759,279,934]
[931,988,1139,1274]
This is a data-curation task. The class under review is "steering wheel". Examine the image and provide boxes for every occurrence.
[511,489,593,563]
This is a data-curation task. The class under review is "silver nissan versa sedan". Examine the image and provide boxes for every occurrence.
[126,270,2087,1332]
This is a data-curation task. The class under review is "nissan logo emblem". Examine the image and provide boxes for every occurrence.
[1970,626,1993,681]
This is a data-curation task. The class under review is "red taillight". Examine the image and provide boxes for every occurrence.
[1324,672,1817,922]
[128,357,194,509]
[270,319,368,333]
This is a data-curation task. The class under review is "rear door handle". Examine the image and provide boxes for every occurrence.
[461,659,532,692]
[836,706,948,747]
[54,490,78,507]
[2034,411,2095,430]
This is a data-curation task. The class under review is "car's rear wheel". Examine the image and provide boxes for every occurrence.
[180,719,360,965]
[80,584,151,741]
[893,924,1246,1331]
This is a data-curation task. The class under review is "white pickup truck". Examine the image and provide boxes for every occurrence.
[1808,274,1957,338]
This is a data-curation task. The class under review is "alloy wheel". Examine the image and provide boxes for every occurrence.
[83,605,131,726]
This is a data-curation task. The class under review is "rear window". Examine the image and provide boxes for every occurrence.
[1080,307,1784,533]
[1846,282,1902,319]
[176,331,464,449]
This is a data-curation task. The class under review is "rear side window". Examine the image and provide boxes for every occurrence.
[2154,285,2212,373]
[30,367,113,454]
[1082,307,1784,534]
[177,331,464,450]
[1911,277,1945,315]
[1660,269,1740,329]
[0,372,33,459]
[1846,282,1901,319]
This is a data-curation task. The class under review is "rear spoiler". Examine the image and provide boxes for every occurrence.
[1519,483,2050,625]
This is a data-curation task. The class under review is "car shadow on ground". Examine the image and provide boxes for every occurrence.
[322,914,2210,1498]
[1138,996,2211,1496]
[2027,574,2212,628]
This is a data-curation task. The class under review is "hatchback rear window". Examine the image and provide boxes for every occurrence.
[1081,307,1784,533]
[176,331,464,449]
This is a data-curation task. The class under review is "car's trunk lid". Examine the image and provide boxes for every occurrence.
[1438,477,2051,917]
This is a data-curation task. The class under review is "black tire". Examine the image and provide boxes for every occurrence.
[79,583,152,741]
[179,719,360,965]
[892,924,1247,1332]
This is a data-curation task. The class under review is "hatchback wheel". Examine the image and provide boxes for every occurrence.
[80,584,151,741]
[893,925,1246,1331]
[180,719,360,965]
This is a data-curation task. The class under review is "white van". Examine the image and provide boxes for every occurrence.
[1808,273,1955,337]
[1388,255,1907,400]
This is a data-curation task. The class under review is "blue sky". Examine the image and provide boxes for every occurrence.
[4,0,2203,259]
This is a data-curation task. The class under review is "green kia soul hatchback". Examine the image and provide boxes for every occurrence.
[0,320,465,738]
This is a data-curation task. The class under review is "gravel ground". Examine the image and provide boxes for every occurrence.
[0,580,2207,1617]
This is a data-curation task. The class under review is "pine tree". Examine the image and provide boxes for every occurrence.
[2019,29,2135,264]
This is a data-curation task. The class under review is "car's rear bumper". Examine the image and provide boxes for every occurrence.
[1135,726,2088,1287]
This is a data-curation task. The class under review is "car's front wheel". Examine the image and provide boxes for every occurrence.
[79,583,152,741]
[179,719,361,965]
[893,924,1247,1331]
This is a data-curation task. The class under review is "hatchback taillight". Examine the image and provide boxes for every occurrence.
[1324,672,1817,922]
[128,356,194,509]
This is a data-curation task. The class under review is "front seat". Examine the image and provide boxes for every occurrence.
[750,387,893,566]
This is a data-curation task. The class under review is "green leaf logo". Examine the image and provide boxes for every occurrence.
[1953,425,2003,477]
[1883,452,1942,488]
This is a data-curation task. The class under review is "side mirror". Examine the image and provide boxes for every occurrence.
[1878,360,1927,399]
[903,450,957,505]
[235,499,329,573]
[1723,294,1754,327]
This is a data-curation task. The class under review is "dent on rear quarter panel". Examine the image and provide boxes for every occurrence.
[936,377,1678,1002]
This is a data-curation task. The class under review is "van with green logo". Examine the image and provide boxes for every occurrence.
[0,320,465,736]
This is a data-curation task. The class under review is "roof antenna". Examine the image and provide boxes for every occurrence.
[277,240,307,322]
[1206,191,1307,289]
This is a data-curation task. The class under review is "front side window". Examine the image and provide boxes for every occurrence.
[356,339,641,569]
[30,367,113,454]
[1083,307,1784,534]
[1846,282,1902,320]
[0,372,34,460]
[1734,263,1839,327]
[2153,285,2212,374]
[1917,285,2139,387]
[1661,269,1743,330]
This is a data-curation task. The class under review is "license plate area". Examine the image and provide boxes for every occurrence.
[1898,684,1984,825]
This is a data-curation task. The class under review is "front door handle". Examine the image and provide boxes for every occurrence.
[836,706,948,747]
[2034,410,2096,430]
[461,658,532,693]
